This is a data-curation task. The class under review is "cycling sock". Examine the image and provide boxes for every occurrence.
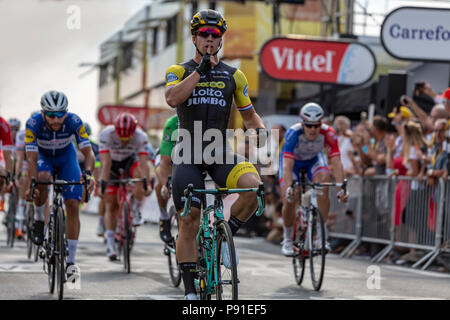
[180,262,198,295]
[15,220,23,230]
[159,207,170,220]
[105,230,115,250]
[16,199,25,220]
[283,226,294,242]
[67,239,78,264]
[34,204,45,222]
[228,215,245,236]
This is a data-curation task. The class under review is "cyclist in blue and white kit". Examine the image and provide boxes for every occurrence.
[279,103,349,256]
[25,91,95,276]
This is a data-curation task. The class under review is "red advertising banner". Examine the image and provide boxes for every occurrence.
[259,37,376,86]
[97,105,149,128]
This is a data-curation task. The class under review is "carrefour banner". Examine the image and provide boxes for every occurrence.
[381,6,450,62]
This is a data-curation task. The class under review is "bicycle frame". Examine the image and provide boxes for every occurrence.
[181,184,265,297]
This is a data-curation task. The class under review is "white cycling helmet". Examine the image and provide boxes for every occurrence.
[8,118,21,129]
[300,102,324,125]
[40,90,68,112]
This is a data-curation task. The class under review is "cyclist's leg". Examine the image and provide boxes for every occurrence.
[279,158,303,256]
[309,152,331,222]
[17,164,28,226]
[97,197,106,237]
[32,156,52,245]
[57,151,83,265]
[104,189,119,259]
[308,153,331,250]
[172,162,204,298]
[155,155,173,242]
[129,158,146,225]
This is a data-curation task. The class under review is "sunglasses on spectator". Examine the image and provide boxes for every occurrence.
[304,123,321,129]
[196,27,222,38]
[44,111,67,119]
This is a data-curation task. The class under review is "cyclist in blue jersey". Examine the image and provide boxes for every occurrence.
[25,90,95,277]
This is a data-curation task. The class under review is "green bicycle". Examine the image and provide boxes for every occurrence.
[181,183,265,300]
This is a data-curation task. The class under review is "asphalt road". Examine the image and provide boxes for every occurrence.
[0,211,449,300]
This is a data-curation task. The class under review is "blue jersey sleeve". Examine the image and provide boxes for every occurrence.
[282,127,299,160]
[25,117,39,153]
[69,114,91,150]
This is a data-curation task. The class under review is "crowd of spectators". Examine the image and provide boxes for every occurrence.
[241,81,450,270]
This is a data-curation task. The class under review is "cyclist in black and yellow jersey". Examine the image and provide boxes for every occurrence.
[165,9,266,300]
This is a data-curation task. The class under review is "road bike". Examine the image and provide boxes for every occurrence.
[182,183,265,300]
[291,170,347,291]
[30,176,89,300]
[102,170,147,274]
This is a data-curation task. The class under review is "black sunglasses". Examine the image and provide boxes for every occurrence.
[304,123,321,129]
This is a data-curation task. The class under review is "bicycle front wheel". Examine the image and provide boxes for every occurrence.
[6,208,16,248]
[215,221,238,300]
[122,202,131,273]
[167,209,181,287]
[55,207,66,300]
[47,219,56,294]
[309,208,326,291]
[293,213,306,285]
[26,205,35,259]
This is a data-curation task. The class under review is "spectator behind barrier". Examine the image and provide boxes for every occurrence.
[413,81,437,114]
[333,116,354,177]
[359,115,388,176]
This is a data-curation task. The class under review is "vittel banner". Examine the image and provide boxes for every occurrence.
[381,6,450,62]
[259,37,376,85]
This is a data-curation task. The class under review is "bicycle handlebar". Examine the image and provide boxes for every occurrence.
[100,178,148,195]
[181,183,266,218]
[291,179,348,200]
[30,176,91,203]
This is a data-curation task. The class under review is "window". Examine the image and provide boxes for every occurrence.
[165,16,177,48]
[121,41,134,71]
[152,27,158,55]
[99,63,108,87]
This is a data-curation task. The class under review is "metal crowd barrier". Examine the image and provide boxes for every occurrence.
[328,175,449,271]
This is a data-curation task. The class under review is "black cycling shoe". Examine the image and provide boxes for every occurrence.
[159,219,173,244]
[33,221,45,246]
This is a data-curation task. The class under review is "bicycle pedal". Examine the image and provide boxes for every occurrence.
[163,247,171,256]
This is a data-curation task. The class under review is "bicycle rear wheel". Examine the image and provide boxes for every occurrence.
[6,213,15,248]
[122,202,131,273]
[215,221,238,300]
[47,218,56,294]
[6,195,16,247]
[26,205,34,259]
[55,207,66,300]
[292,212,306,285]
[309,208,326,291]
